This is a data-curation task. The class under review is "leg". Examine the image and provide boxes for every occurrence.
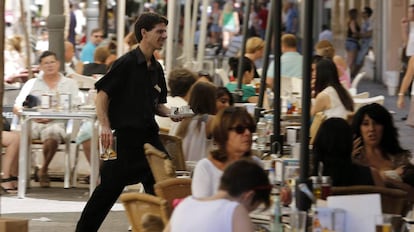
[41,138,58,173]
[1,131,20,191]
[77,129,153,231]
[38,122,66,187]
[81,139,91,164]
[76,161,126,232]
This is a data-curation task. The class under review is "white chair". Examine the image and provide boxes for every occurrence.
[12,114,75,188]
[353,95,385,112]
[352,91,370,99]
[350,72,366,93]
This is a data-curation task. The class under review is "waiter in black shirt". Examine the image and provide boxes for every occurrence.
[76,12,174,232]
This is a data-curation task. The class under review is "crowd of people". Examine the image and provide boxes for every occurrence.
[2,1,414,231]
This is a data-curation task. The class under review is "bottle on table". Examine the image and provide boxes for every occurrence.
[256,117,267,150]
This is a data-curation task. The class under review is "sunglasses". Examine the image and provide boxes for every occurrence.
[229,125,255,134]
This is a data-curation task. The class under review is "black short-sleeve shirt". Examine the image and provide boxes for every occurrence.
[95,47,167,131]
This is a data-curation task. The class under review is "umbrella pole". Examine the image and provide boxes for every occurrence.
[296,0,314,212]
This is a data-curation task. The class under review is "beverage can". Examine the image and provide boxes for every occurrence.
[59,93,71,110]
[41,94,52,109]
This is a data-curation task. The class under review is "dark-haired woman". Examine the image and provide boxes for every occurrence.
[311,58,354,119]
[191,106,261,198]
[352,103,414,195]
[225,57,257,103]
[313,118,383,186]
[173,82,217,162]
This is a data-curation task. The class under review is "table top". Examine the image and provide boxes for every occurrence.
[21,108,96,118]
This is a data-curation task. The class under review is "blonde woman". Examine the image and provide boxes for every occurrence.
[244,36,265,79]
[4,35,26,83]
[315,40,351,89]
[219,2,239,51]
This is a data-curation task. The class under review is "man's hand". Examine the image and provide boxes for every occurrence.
[100,125,113,150]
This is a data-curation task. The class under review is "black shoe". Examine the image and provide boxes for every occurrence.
[401,115,408,121]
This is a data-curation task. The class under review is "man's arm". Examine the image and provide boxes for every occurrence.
[155,104,170,117]
[96,90,112,149]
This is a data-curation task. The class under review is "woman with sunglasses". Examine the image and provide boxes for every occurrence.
[191,106,261,198]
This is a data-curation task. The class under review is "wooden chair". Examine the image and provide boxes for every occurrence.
[158,134,186,171]
[154,178,192,216]
[144,143,176,183]
[330,185,411,216]
[120,192,169,232]
[309,112,327,145]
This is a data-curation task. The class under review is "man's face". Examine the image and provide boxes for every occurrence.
[40,55,60,76]
[91,31,104,46]
[141,23,167,50]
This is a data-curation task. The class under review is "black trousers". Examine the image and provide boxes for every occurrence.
[75,128,165,232]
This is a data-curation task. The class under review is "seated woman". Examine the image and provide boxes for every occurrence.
[191,106,260,198]
[216,87,234,112]
[1,131,20,193]
[172,82,217,162]
[352,103,414,196]
[312,118,383,186]
[311,58,354,119]
[164,159,271,232]
[225,57,257,103]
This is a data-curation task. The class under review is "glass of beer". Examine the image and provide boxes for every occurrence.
[375,214,403,232]
[99,130,117,160]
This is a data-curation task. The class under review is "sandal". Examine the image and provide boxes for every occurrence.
[1,177,18,194]
[37,170,50,188]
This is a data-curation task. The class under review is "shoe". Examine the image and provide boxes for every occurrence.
[33,166,39,182]
[1,177,18,194]
[79,175,90,184]
[37,170,50,188]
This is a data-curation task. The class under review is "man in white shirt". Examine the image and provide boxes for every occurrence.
[13,51,79,188]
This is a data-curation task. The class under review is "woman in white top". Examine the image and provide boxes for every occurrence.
[311,58,354,119]
[191,106,259,198]
[173,82,217,161]
[164,159,271,232]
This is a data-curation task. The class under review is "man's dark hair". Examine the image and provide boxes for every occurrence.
[134,12,168,42]
[38,50,58,63]
[363,6,373,17]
